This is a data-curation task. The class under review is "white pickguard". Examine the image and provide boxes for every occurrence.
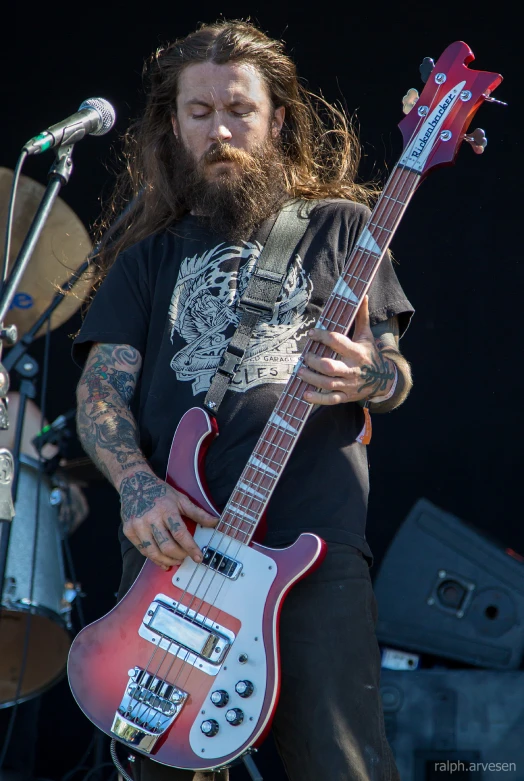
[172,527,278,760]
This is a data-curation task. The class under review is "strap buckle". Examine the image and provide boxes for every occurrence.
[217,348,243,378]
[253,268,285,284]
[236,299,273,317]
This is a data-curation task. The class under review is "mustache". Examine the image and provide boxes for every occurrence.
[201,143,254,166]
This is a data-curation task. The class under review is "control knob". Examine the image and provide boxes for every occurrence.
[225,707,244,726]
[235,680,254,698]
[210,689,229,707]
[200,719,219,737]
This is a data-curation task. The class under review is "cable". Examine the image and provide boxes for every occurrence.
[110,740,135,781]
[1,149,28,286]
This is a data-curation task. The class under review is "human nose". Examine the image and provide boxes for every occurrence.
[209,111,232,142]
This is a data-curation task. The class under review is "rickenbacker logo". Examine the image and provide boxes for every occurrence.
[410,93,455,158]
[401,80,466,170]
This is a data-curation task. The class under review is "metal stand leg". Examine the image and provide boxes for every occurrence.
[242,753,263,781]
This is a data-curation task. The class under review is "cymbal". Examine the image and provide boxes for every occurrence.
[0,166,94,338]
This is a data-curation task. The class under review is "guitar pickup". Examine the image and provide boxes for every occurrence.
[202,546,242,580]
[139,596,236,676]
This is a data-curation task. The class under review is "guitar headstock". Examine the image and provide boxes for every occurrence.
[398,41,503,176]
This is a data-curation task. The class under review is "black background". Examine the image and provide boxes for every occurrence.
[1,1,522,778]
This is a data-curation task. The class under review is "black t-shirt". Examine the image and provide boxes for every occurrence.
[73,199,414,560]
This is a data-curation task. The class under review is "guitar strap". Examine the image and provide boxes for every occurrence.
[203,199,317,415]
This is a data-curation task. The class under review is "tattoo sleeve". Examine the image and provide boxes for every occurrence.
[364,316,413,413]
[76,343,150,490]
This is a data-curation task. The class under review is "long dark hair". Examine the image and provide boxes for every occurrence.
[92,20,379,285]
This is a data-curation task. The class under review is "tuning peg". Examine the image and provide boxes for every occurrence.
[402,88,419,115]
[483,94,508,106]
[419,57,435,84]
[464,128,487,154]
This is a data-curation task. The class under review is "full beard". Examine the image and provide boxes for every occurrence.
[171,136,288,242]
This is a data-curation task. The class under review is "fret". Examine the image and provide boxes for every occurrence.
[241,469,274,495]
[332,278,359,305]
[268,411,300,435]
[237,479,269,500]
[382,194,405,206]
[355,226,382,256]
[248,455,282,476]
[369,222,393,234]
[220,510,252,530]
[217,517,249,539]
[317,313,342,328]
[251,449,284,466]
[227,502,259,522]
[230,490,264,508]
[230,164,421,547]
[258,436,292,455]
[269,406,306,424]
[330,292,359,310]
[345,273,369,286]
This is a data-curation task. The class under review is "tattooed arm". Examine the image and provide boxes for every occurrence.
[366,315,412,413]
[299,296,412,412]
[76,343,217,568]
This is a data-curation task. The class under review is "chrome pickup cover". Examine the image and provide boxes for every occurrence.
[202,546,242,580]
[139,595,236,676]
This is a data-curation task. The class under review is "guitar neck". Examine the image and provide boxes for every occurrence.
[216,165,421,543]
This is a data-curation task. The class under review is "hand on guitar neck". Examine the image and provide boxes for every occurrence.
[299,296,412,411]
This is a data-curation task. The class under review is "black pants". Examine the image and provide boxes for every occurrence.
[118,542,399,781]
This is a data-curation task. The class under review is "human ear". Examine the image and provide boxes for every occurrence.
[272,106,285,137]
[171,115,179,138]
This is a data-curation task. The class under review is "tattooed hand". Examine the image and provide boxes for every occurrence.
[119,470,219,570]
[298,296,398,406]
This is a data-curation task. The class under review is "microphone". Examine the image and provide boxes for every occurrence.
[31,409,76,450]
[23,98,116,155]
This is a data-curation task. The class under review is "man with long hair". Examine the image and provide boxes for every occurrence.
[73,20,414,781]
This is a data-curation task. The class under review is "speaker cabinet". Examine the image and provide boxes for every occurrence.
[381,669,524,780]
[374,498,524,669]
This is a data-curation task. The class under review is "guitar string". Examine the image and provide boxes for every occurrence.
[171,155,420,608]
[136,161,421,711]
[130,156,423,717]
[128,93,441,724]
[128,161,421,723]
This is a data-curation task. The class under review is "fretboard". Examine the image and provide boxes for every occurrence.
[216,164,421,544]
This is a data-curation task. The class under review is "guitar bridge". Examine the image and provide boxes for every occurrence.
[111,667,188,754]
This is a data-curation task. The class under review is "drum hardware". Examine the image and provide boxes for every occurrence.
[0,140,95,718]
[0,111,134,772]
[0,162,141,717]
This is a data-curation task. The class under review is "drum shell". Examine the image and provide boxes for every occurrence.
[0,457,71,707]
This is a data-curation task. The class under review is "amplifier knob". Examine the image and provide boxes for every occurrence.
[235,680,254,698]
[201,719,219,737]
[210,689,229,707]
[225,707,244,726]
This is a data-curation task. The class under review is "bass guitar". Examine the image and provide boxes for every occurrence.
[68,41,503,772]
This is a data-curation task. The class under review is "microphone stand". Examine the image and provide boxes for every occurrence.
[0,142,77,610]
[0,167,139,609]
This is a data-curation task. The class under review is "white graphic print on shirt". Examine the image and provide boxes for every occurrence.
[168,242,314,395]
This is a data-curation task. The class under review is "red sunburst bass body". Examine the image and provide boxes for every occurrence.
[67,408,326,771]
